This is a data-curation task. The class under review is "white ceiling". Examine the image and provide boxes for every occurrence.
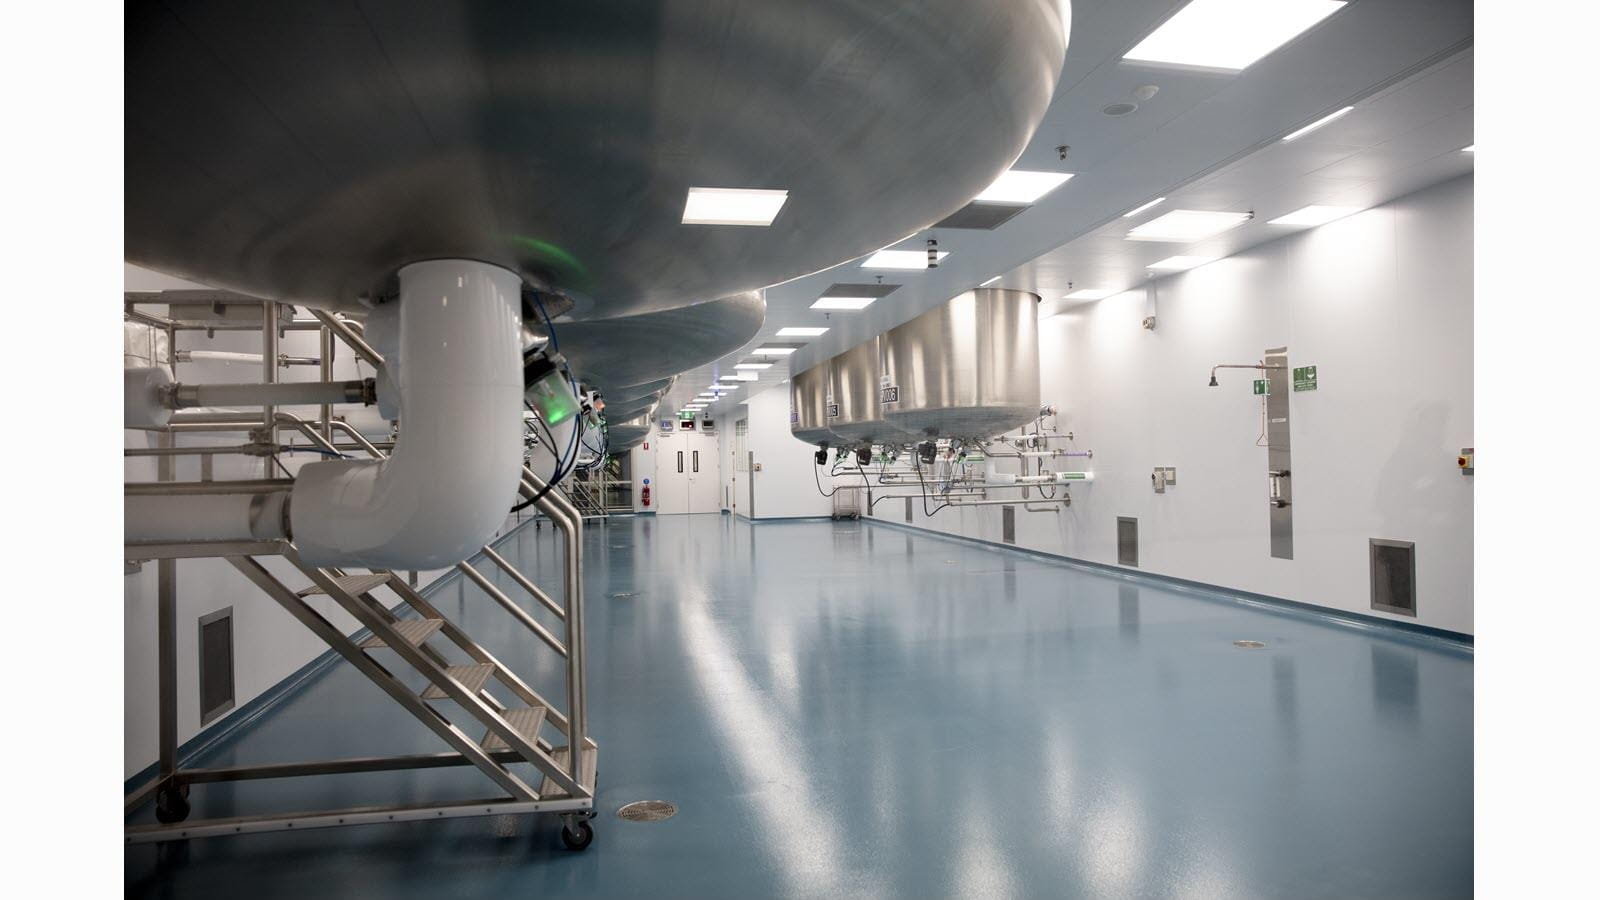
[668,0,1474,418]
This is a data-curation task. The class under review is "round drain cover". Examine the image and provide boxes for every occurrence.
[617,800,676,822]
[1233,640,1266,649]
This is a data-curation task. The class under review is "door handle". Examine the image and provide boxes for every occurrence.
[693,450,699,473]
[677,451,683,474]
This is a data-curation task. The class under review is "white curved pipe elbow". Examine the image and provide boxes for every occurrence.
[290,260,525,568]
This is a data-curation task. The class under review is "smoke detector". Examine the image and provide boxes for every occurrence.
[1102,102,1137,117]
[1103,85,1159,118]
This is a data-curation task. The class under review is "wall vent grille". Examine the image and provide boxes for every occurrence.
[905,496,913,523]
[1117,517,1139,567]
[198,607,235,726]
[1370,539,1417,617]
[1002,505,1016,544]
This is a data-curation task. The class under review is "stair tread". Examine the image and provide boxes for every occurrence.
[420,663,496,700]
[480,706,547,752]
[538,745,598,799]
[359,618,443,649]
[300,573,392,598]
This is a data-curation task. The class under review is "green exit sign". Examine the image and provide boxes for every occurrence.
[1293,365,1318,392]
[678,410,694,420]
[1253,379,1269,395]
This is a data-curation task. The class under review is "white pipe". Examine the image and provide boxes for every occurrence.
[125,366,173,428]
[289,259,525,568]
[126,492,289,543]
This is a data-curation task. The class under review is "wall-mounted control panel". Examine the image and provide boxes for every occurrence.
[1152,467,1177,492]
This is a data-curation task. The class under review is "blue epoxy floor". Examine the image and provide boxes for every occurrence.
[126,514,1472,898]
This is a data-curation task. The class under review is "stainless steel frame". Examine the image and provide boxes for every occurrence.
[124,303,596,847]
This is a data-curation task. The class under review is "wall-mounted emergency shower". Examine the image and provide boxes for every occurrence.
[1208,362,1286,386]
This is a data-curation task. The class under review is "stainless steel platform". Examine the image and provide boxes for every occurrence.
[422,663,497,700]
[481,707,548,752]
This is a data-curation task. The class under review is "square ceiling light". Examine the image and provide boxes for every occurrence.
[1126,209,1251,242]
[681,187,789,225]
[810,296,876,311]
[862,249,950,269]
[721,373,759,382]
[1065,288,1117,300]
[1123,0,1346,71]
[1268,205,1362,227]
[1148,255,1217,271]
[752,345,800,356]
[734,361,773,369]
[973,169,1074,204]
[776,326,829,337]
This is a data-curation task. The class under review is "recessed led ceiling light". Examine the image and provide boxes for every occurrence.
[776,326,829,337]
[862,249,950,269]
[1126,209,1251,242]
[810,297,876,311]
[1123,0,1346,71]
[1461,144,1474,153]
[1281,105,1353,142]
[734,362,774,370]
[681,187,789,226]
[1148,255,1218,271]
[1268,205,1362,227]
[980,275,1002,286]
[752,346,798,356]
[1065,289,1117,300]
[1122,197,1167,218]
[973,169,1074,204]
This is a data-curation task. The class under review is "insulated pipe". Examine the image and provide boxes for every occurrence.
[125,491,290,542]
[290,260,525,568]
[170,380,372,409]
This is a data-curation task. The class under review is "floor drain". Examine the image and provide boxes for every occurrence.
[1233,640,1266,649]
[609,592,636,600]
[617,800,676,822]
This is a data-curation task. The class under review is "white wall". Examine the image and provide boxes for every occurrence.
[734,385,841,519]
[873,176,1474,635]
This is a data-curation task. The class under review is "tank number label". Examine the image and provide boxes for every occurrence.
[826,403,840,418]
[879,386,899,404]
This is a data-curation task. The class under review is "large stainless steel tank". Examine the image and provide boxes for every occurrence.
[606,413,654,451]
[126,1,1069,317]
[825,337,915,448]
[559,293,764,394]
[881,288,1040,440]
[789,363,836,448]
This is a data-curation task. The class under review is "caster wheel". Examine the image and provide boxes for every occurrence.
[560,819,594,851]
[155,786,191,824]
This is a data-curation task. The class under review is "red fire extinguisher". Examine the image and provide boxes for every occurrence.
[641,479,651,508]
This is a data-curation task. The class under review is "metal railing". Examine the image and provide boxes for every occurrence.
[123,298,596,848]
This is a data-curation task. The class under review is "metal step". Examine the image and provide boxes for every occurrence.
[420,663,496,700]
[299,572,392,598]
[538,745,598,799]
[480,706,547,752]
[359,618,443,649]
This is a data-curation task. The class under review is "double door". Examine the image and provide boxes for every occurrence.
[656,430,721,514]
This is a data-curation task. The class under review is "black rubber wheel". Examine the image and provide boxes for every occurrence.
[155,787,191,824]
[560,820,594,851]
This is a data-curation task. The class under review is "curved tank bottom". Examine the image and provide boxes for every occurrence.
[561,292,764,393]
[605,397,660,423]
[126,1,1068,315]
[882,288,1040,441]
[888,405,1040,441]
[599,376,675,407]
[606,415,653,449]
